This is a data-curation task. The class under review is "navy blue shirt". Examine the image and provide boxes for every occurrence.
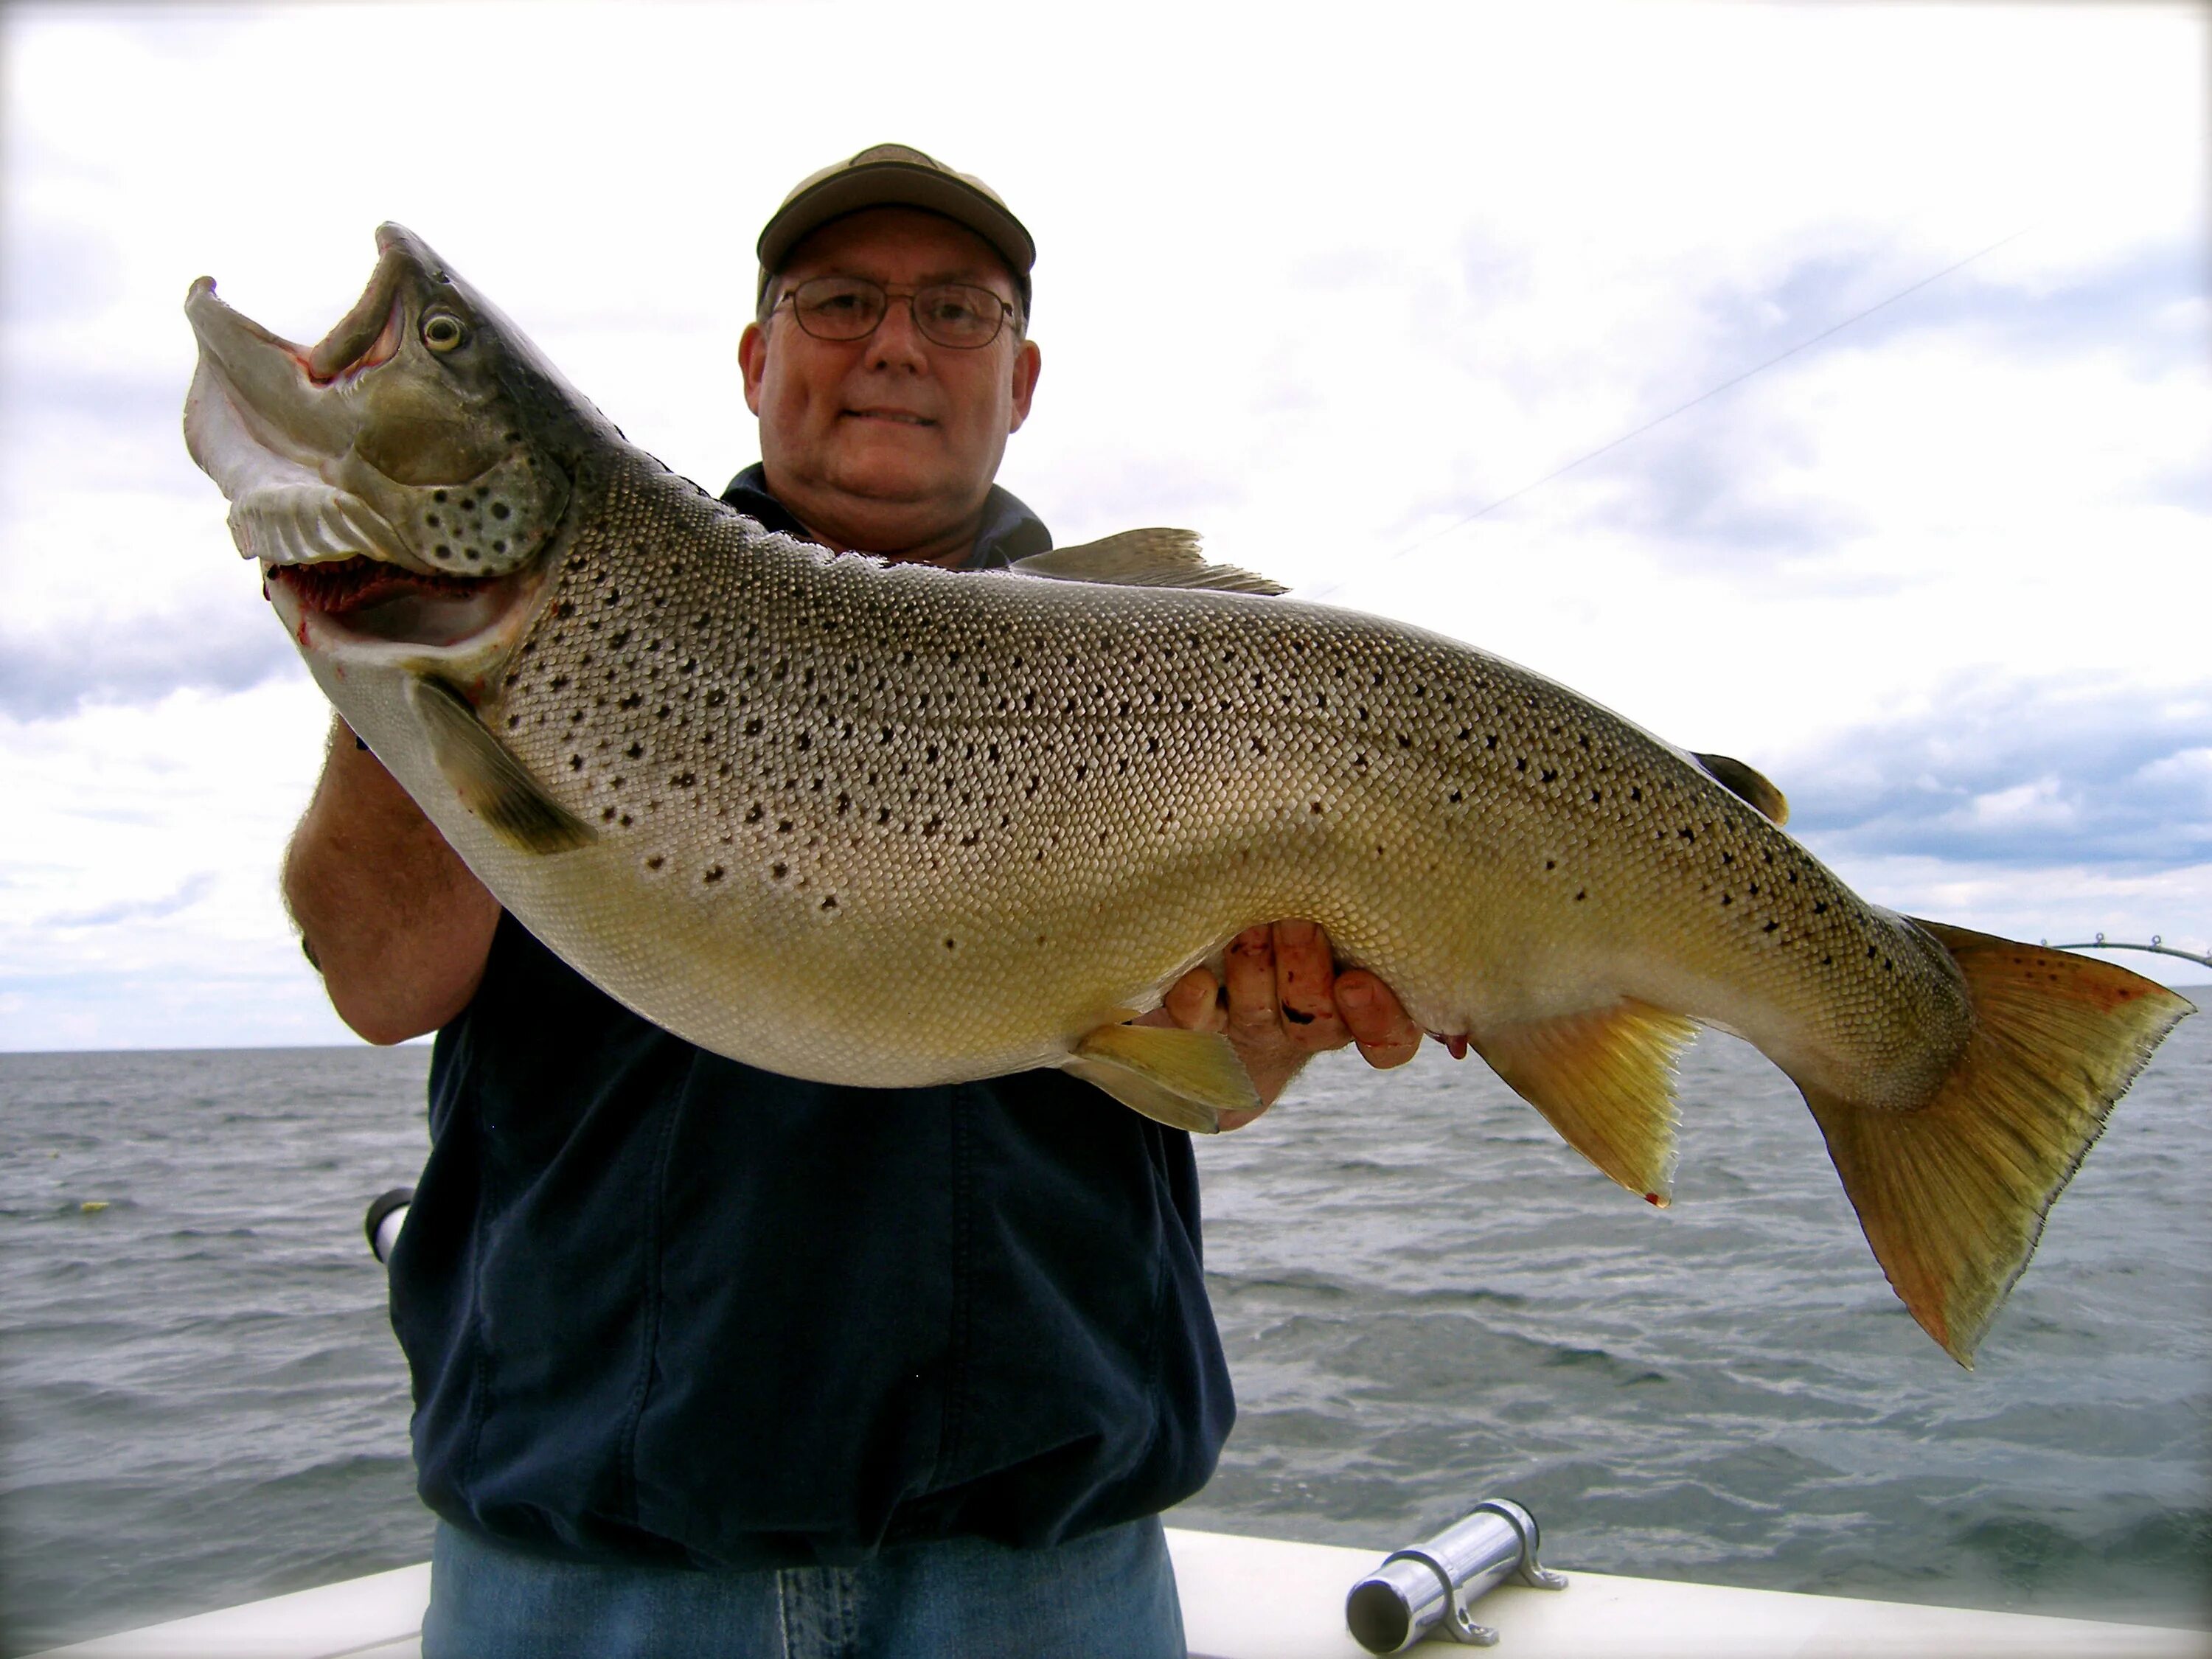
[391,473,1234,1570]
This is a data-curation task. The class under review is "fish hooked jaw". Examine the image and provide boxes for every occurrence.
[185,223,575,671]
[184,274,420,573]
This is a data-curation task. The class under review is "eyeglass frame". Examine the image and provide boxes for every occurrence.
[768,274,1024,351]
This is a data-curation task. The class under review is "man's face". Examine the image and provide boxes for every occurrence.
[739,207,1040,552]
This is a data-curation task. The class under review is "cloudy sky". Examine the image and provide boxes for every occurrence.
[1,0,2204,1050]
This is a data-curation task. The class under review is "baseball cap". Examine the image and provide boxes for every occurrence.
[756,143,1035,316]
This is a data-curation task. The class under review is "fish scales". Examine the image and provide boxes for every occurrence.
[181,224,2191,1365]
[487,461,1969,1105]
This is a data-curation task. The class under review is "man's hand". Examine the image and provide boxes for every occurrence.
[1138,920,1423,1128]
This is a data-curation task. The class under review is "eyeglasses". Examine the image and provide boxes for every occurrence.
[776,276,1020,350]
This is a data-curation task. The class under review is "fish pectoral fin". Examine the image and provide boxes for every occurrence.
[406,675,597,855]
[1062,1023,1262,1135]
[1012,529,1287,597]
[1472,1000,1696,1203]
[1691,751,1789,826]
[1800,921,2192,1369]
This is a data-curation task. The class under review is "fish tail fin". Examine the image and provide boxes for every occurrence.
[1801,922,2191,1368]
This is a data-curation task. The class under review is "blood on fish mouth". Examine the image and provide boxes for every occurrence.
[270,557,495,614]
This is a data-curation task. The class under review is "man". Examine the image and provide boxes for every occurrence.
[286,144,1422,1656]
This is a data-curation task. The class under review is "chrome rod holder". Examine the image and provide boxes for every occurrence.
[1346,1498,1566,1652]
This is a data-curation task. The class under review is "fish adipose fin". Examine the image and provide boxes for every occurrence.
[1473,1000,1695,1203]
[1012,529,1287,596]
[1691,751,1789,826]
[1801,922,2192,1368]
[406,675,598,855]
[1062,1022,1262,1134]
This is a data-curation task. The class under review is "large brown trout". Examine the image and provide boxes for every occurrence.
[184,225,2188,1365]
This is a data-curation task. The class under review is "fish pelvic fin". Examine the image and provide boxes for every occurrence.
[1691,751,1789,826]
[1062,1022,1262,1135]
[1472,1000,1695,1203]
[1801,922,2192,1369]
[1012,529,1287,596]
[406,675,597,855]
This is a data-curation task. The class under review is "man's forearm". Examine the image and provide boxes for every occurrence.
[284,717,501,1044]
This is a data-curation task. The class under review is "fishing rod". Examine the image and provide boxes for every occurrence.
[2042,933,2212,972]
[1301,224,2033,602]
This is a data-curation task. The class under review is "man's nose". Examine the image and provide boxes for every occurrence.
[863,297,930,371]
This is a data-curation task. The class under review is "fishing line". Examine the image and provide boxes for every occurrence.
[1302,225,2034,599]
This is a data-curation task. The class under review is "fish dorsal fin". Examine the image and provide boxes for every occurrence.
[1472,1000,1697,1203]
[406,675,598,855]
[1691,751,1790,826]
[1062,1021,1262,1134]
[1012,529,1287,596]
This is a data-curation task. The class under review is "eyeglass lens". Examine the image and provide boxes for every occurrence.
[787,277,1009,349]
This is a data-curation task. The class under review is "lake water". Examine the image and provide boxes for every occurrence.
[4,1016,2208,1652]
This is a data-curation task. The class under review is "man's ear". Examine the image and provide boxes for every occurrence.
[738,322,768,416]
[1007,338,1042,434]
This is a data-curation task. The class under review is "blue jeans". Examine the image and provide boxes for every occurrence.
[422,1515,1188,1658]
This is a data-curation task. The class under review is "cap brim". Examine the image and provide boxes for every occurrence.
[757,163,1034,296]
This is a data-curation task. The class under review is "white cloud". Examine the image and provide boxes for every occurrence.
[1,0,2205,1045]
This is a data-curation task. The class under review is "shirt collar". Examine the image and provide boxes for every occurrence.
[719,464,1051,571]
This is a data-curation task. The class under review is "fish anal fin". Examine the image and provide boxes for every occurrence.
[1012,529,1286,596]
[1691,751,1789,826]
[1062,1022,1262,1134]
[406,675,597,855]
[1473,1000,1695,1202]
[1801,922,2191,1368]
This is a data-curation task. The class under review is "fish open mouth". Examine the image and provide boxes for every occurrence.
[268,555,526,647]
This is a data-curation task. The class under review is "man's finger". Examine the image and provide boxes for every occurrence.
[1159,965,1226,1033]
[1222,925,1283,1039]
[1335,970,1422,1069]
[1273,919,1349,1049]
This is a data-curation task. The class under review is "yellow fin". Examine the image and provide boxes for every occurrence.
[1691,751,1789,825]
[1012,529,1286,596]
[1473,1000,1696,1203]
[407,675,597,855]
[1801,921,2193,1368]
[1062,1023,1262,1135]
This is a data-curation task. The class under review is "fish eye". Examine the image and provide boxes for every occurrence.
[422,314,467,352]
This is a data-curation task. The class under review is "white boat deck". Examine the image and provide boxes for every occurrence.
[32,1527,2208,1658]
